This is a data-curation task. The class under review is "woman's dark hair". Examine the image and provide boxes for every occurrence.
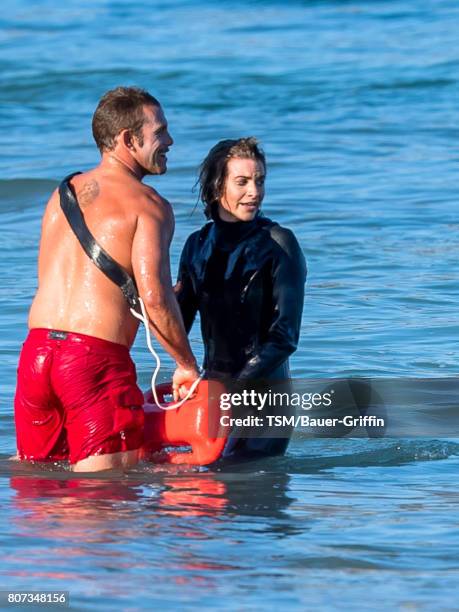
[197,137,266,219]
[92,86,160,152]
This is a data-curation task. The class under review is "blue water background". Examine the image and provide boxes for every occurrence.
[1,0,459,609]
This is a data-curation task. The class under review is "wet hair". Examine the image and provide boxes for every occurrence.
[92,86,160,152]
[197,137,266,219]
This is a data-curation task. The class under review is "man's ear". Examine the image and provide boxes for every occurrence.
[119,129,136,150]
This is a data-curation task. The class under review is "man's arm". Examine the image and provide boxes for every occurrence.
[131,196,198,377]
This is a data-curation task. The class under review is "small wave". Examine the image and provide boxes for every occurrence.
[0,179,58,213]
[367,78,455,92]
[280,439,459,473]
[1,440,458,482]
[0,178,57,198]
[1,68,149,104]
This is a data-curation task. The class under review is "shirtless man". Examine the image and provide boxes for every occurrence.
[14,87,200,472]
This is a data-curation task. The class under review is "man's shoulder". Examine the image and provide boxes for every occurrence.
[75,169,172,216]
[133,184,173,220]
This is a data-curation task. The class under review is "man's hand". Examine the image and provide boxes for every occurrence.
[172,364,201,401]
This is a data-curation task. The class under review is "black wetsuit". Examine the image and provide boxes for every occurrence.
[177,214,306,458]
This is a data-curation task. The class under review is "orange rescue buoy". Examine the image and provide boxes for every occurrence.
[142,379,230,465]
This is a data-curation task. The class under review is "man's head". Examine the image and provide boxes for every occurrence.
[92,86,173,175]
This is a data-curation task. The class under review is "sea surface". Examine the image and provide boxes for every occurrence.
[1,0,459,609]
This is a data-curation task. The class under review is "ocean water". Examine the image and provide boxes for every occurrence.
[1,0,459,609]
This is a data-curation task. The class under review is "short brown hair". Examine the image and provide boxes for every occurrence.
[92,86,160,152]
[198,137,266,219]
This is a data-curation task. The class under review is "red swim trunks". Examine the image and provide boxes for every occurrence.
[14,329,145,464]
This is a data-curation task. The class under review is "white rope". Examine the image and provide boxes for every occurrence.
[130,297,203,411]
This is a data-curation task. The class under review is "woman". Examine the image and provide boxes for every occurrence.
[176,138,306,458]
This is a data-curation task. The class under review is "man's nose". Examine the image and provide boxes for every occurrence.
[166,131,174,147]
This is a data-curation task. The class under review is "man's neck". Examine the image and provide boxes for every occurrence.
[101,152,144,180]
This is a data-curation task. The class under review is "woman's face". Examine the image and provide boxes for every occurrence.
[218,157,265,222]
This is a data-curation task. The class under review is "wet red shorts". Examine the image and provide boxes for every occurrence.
[14,329,145,464]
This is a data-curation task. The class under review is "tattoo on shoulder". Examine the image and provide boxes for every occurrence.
[77,180,100,209]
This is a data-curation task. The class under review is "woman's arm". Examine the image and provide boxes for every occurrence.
[236,226,306,380]
[175,233,199,334]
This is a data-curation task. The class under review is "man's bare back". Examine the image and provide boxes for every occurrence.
[30,169,165,347]
[15,87,199,472]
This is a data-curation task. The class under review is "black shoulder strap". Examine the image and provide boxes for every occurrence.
[59,172,140,310]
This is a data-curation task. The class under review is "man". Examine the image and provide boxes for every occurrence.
[14,87,200,472]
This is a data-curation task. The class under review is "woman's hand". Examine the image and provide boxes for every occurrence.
[173,280,182,295]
